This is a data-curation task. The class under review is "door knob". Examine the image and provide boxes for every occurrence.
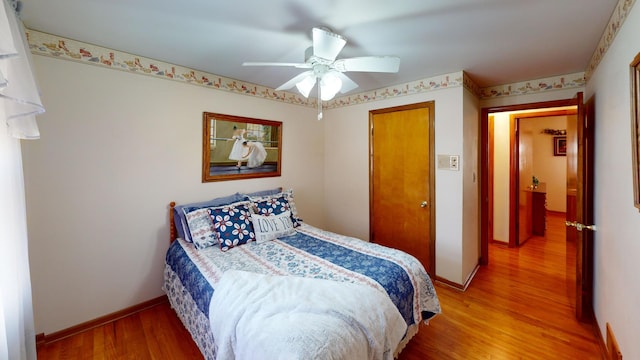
[420,201,429,208]
[565,221,597,231]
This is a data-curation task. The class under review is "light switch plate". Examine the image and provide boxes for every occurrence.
[449,155,459,170]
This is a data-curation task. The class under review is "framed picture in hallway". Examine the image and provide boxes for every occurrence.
[630,52,640,210]
[553,136,566,156]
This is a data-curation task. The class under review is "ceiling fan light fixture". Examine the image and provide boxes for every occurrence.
[320,72,342,101]
[295,75,316,98]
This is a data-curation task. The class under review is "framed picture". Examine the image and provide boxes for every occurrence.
[553,136,567,156]
[630,52,640,210]
[202,112,282,182]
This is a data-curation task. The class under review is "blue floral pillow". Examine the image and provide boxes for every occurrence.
[208,201,255,252]
[175,193,244,242]
[249,189,302,227]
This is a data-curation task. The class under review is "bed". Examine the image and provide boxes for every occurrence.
[163,188,441,360]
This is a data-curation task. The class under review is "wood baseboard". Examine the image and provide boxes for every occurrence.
[606,322,622,359]
[36,295,168,349]
[592,312,607,358]
[436,264,479,291]
[490,239,509,246]
[35,333,46,348]
[546,210,566,217]
[589,306,614,359]
[436,276,465,290]
[462,264,480,290]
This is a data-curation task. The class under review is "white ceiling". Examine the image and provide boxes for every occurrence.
[19,0,619,95]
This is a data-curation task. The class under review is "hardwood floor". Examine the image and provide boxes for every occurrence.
[37,302,203,359]
[399,212,601,359]
[37,212,602,359]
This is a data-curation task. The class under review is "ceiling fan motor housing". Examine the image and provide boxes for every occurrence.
[305,46,333,65]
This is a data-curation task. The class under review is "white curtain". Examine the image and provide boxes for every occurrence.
[0,108,37,360]
[1,0,43,139]
[1,0,44,359]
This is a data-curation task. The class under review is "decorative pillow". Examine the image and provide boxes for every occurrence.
[251,210,296,243]
[184,207,219,250]
[174,193,244,241]
[209,201,255,252]
[249,188,303,227]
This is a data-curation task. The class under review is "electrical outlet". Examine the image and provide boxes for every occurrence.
[449,155,459,171]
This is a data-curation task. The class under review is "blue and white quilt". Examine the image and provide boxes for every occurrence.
[164,223,441,359]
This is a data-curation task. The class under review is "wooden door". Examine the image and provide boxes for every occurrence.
[370,102,435,276]
[565,102,579,304]
[570,93,596,322]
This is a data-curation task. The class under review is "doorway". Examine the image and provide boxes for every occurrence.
[369,101,436,276]
[480,95,592,321]
[481,98,579,261]
[511,109,577,248]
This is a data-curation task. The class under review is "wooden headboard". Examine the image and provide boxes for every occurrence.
[169,201,177,243]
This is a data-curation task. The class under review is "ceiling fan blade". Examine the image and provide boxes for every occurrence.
[312,27,346,61]
[243,62,311,69]
[333,56,400,73]
[275,71,315,91]
[335,72,359,94]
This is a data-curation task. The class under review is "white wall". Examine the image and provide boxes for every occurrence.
[462,88,480,283]
[585,3,640,359]
[324,84,476,285]
[23,56,325,334]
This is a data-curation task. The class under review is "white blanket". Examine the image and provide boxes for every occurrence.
[209,270,407,360]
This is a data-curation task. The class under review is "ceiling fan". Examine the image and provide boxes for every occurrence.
[243,27,400,120]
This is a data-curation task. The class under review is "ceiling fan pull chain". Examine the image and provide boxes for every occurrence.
[317,85,323,120]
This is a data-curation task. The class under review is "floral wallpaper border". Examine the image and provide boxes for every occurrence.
[26,30,314,107]
[479,72,586,99]
[28,2,632,109]
[584,0,635,81]
[325,72,469,109]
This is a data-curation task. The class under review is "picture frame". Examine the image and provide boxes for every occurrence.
[630,52,640,210]
[202,112,282,182]
[553,136,567,156]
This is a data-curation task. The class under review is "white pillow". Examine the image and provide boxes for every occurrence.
[251,210,296,243]
[184,207,218,250]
